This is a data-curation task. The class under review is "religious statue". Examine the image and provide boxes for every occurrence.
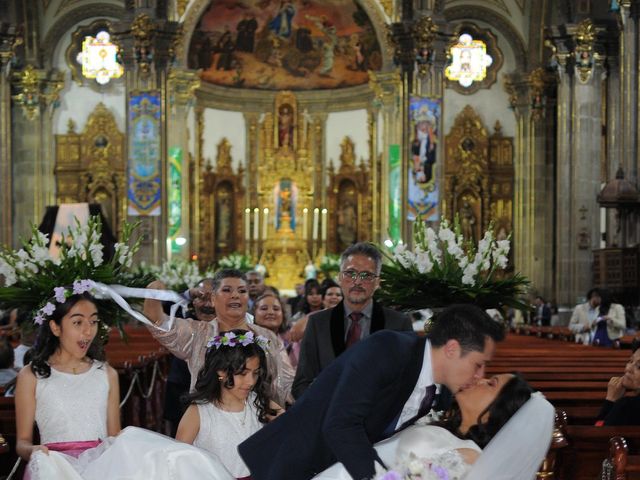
[460,201,476,242]
[216,189,232,246]
[337,198,357,248]
[277,103,295,149]
[274,179,297,231]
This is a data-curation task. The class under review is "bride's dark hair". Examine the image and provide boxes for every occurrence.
[440,374,534,448]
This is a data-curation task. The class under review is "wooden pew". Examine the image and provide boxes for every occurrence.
[603,436,640,480]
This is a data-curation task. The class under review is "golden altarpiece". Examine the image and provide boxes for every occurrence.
[327,136,371,254]
[443,105,514,243]
[199,138,246,265]
[255,92,315,289]
[54,103,126,235]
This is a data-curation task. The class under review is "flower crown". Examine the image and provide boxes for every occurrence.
[206,330,269,350]
[33,279,95,325]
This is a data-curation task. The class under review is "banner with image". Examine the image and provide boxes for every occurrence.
[407,96,440,222]
[128,91,162,216]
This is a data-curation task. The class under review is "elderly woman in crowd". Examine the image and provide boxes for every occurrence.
[143,269,295,407]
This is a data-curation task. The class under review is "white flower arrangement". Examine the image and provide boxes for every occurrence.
[378,219,529,312]
[0,216,148,331]
[152,259,214,291]
[217,252,254,273]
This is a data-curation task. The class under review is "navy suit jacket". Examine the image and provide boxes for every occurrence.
[239,330,428,480]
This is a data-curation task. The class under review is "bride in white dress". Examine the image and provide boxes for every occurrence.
[314,373,555,480]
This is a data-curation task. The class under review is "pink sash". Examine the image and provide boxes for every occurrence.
[46,439,102,457]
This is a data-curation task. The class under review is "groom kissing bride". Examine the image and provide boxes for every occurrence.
[239,304,555,480]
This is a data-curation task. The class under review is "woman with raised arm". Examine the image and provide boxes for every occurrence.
[143,269,295,406]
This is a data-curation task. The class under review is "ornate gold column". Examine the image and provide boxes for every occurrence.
[503,68,555,297]
[111,3,182,264]
[0,25,21,246]
[10,65,64,243]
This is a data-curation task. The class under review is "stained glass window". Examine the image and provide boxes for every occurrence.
[445,34,493,88]
[76,31,124,85]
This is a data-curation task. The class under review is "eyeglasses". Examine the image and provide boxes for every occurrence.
[340,269,378,283]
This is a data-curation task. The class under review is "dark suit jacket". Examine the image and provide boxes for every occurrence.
[291,300,412,399]
[239,330,428,480]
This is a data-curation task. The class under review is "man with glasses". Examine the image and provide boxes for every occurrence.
[291,242,411,399]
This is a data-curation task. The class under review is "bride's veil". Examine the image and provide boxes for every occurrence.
[464,392,555,480]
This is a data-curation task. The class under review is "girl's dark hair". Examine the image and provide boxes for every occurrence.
[30,292,106,378]
[598,289,612,316]
[186,329,277,423]
[297,279,321,314]
[254,293,288,334]
[438,374,533,448]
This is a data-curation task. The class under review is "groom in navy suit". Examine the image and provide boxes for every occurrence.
[239,304,505,480]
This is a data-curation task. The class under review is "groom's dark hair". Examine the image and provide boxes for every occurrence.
[427,304,505,353]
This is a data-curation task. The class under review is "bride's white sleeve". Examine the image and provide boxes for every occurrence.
[465,392,555,480]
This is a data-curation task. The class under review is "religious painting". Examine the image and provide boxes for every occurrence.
[127,91,161,216]
[215,182,233,247]
[407,96,440,222]
[336,180,358,251]
[273,178,298,231]
[187,0,382,90]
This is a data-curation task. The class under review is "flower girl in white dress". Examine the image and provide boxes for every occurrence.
[176,329,283,480]
[14,286,121,478]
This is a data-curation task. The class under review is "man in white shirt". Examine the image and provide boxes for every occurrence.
[569,288,601,345]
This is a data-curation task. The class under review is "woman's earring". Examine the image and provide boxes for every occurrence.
[218,376,224,381]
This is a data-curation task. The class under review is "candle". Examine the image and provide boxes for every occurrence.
[302,208,309,241]
[244,208,251,241]
[253,208,259,241]
[263,208,269,240]
[321,208,328,241]
[312,208,319,240]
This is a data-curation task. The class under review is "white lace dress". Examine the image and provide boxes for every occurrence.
[27,361,236,480]
[193,393,263,478]
[312,424,480,480]
[34,362,109,444]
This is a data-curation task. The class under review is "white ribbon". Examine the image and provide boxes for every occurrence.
[88,281,190,332]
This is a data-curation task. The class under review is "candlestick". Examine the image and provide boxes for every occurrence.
[302,208,309,241]
[321,208,328,241]
[253,208,259,241]
[263,208,269,240]
[312,208,319,240]
[244,208,250,241]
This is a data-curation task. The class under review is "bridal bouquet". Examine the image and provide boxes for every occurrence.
[0,216,150,333]
[377,219,529,312]
[376,451,468,480]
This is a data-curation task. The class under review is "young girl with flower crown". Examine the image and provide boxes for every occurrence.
[176,328,283,480]
[14,285,121,475]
